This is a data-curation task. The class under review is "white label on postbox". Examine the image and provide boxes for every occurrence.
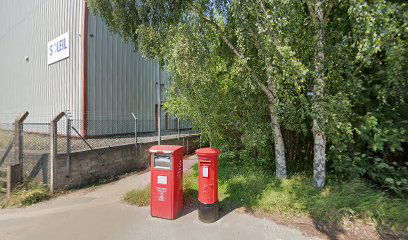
[157,176,167,185]
[202,166,209,178]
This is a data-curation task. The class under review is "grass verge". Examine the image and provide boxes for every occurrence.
[124,157,407,236]
[124,167,199,207]
[124,186,151,206]
[0,182,49,208]
[217,156,407,236]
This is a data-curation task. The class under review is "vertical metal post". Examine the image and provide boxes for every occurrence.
[157,82,161,145]
[135,118,138,147]
[131,113,138,155]
[50,121,56,194]
[200,129,202,148]
[136,118,138,153]
[177,117,180,139]
[66,116,72,175]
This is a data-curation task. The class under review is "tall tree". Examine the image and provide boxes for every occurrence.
[87,0,407,192]
[87,0,301,179]
[305,0,336,188]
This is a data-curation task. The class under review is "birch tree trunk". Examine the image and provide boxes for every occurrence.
[201,15,287,179]
[268,103,287,179]
[263,60,287,179]
[259,83,287,179]
[312,0,327,188]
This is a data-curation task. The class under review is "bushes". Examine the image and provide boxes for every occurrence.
[88,0,407,195]
[367,158,408,197]
[329,112,408,197]
[157,0,407,195]
[217,154,408,234]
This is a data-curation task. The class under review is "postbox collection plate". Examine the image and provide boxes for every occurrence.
[202,166,209,178]
[157,175,168,185]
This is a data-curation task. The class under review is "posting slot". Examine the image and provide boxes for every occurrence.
[154,154,171,170]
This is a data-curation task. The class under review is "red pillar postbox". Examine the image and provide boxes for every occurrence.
[149,145,184,219]
[196,148,221,223]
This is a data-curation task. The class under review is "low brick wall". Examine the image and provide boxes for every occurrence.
[51,135,200,190]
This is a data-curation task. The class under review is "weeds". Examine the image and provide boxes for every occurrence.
[0,182,49,208]
[124,187,151,206]
[124,170,199,207]
[217,159,408,234]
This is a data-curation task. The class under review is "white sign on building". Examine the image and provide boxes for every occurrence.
[47,32,69,65]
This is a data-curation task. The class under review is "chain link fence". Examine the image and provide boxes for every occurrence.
[0,112,200,196]
[22,123,51,152]
[0,122,14,199]
[68,117,199,152]
[0,117,19,198]
[0,123,14,167]
[1,113,200,155]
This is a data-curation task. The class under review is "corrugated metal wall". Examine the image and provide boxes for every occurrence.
[0,0,83,126]
[86,14,174,136]
[0,1,189,135]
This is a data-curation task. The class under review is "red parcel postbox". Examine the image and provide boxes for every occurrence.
[196,148,221,223]
[149,145,184,219]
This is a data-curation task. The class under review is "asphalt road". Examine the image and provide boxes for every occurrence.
[0,156,317,240]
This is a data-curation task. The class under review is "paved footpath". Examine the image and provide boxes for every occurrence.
[0,155,317,240]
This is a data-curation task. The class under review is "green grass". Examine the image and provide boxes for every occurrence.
[124,170,199,207]
[124,186,151,206]
[216,158,408,234]
[0,182,49,208]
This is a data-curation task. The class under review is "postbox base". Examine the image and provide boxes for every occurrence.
[198,201,218,223]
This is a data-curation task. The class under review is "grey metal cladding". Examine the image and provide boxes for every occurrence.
[0,0,83,125]
[86,13,171,136]
[0,1,181,135]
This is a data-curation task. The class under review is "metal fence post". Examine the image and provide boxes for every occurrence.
[157,82,161,145]
[177,117,180,139]
[131,113,138,155]
[66,113,72,175]
[50,112,65,194]
[200,129,202,148]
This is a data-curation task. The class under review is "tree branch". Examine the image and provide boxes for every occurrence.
[323,0,336,25]
[200,15,274,101]
[201,16,246,61]
[305,0,317,25]
[256,1,308,74]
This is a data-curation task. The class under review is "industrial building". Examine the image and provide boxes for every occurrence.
[0,0,179,137]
